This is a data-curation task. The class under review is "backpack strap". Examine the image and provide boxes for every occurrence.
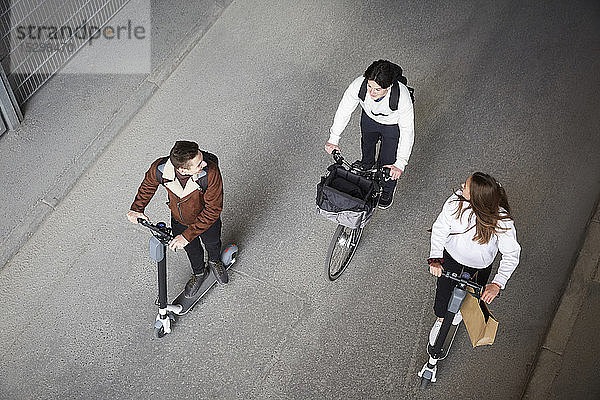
[358,79,368,102]
[155,156,169,185]
[389,82,399,111]
[357,78,402,110]
[198,150,218,193]
[407,86,415,104]
[197,170,208,192]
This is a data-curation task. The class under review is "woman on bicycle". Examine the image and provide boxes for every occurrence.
[427,172,521,345]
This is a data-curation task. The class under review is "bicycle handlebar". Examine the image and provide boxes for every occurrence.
[137,218,174,241]
[331,149,343,163]
[331,149,391,180]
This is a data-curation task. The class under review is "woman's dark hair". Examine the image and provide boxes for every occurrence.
[169,140,199,168]
[454,172,513,245]
[363,59,404,89]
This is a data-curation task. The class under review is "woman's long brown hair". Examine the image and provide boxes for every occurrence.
[454,172,513,244]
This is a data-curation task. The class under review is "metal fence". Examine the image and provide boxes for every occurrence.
[0,0,130,106]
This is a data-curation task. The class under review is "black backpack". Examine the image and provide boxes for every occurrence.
[358,64,415,109]
[155,150,218,192]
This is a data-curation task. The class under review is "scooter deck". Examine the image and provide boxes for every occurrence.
[427,322,460,361]
[172,261,234,315]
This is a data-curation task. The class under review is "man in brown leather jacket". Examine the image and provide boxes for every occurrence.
[127,140,228,297]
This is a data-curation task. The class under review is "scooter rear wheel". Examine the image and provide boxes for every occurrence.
[420,377,430,388]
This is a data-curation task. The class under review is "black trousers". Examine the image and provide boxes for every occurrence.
[360,110,399,194]
[171,217,222,275]
[433,249,492,318]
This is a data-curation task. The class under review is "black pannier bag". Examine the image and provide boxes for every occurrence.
[316,164,380,229]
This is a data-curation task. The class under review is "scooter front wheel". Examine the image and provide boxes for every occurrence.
[153,325,166,339]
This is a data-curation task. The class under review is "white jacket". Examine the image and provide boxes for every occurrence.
[429,194,521,289]
[328,76,414,170]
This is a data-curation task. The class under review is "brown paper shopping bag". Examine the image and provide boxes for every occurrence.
[460,288,499,347]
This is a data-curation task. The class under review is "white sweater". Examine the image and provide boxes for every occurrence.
[328,76,415,171]
[429,194,521,289]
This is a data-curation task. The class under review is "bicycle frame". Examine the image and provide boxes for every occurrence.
[323,151,391,281]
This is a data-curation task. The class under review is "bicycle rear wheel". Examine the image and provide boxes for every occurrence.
[325,224,363,281]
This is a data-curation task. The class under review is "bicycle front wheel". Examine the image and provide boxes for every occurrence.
[325,224,363,281]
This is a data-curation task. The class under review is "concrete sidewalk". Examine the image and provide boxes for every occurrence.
[523,202,600,399]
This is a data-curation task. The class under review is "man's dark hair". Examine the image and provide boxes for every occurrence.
[363,59,404,89]
[170,140,200,168]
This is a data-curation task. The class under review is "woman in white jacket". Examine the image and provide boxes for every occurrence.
[427,172,521,345]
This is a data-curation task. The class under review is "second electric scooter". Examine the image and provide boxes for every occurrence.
[418,270,483,388]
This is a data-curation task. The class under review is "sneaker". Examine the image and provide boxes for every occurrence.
[452,311,463,325]
[184,269,208,298]
[378,187,396,209]
[208,260,229,285]
[429,319,443,346]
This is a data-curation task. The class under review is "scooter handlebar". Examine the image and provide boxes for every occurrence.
[137,218,173,240]
[441,270,486,298]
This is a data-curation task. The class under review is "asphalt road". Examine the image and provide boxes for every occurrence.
[1,0,599,399]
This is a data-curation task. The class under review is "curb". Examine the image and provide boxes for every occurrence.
[0,0,232,269]
[521,201,600,399]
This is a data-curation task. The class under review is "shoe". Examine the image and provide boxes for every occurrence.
[429,319,443,346]
[184,269,208,298]
[378,187,396,209]
[208,260,229,285]
[452,311,463,325]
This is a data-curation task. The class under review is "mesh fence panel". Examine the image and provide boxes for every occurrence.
[0,0,130,105]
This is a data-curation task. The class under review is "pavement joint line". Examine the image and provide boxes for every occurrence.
[40,199,56,210]
[0,203,48,269]
[593,257,600,283]
[230,267,310,303]
[540,345,562,357]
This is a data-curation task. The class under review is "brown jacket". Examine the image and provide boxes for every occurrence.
[130,157,223,241]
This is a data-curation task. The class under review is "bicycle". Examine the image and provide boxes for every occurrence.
[317,150,390,281]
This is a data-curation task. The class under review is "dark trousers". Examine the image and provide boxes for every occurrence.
[360,110,399,194]
[171,217,222,275]
[433,249,492,318]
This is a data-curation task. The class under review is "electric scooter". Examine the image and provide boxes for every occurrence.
[138,218,238,338]
[418,270,483,388]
